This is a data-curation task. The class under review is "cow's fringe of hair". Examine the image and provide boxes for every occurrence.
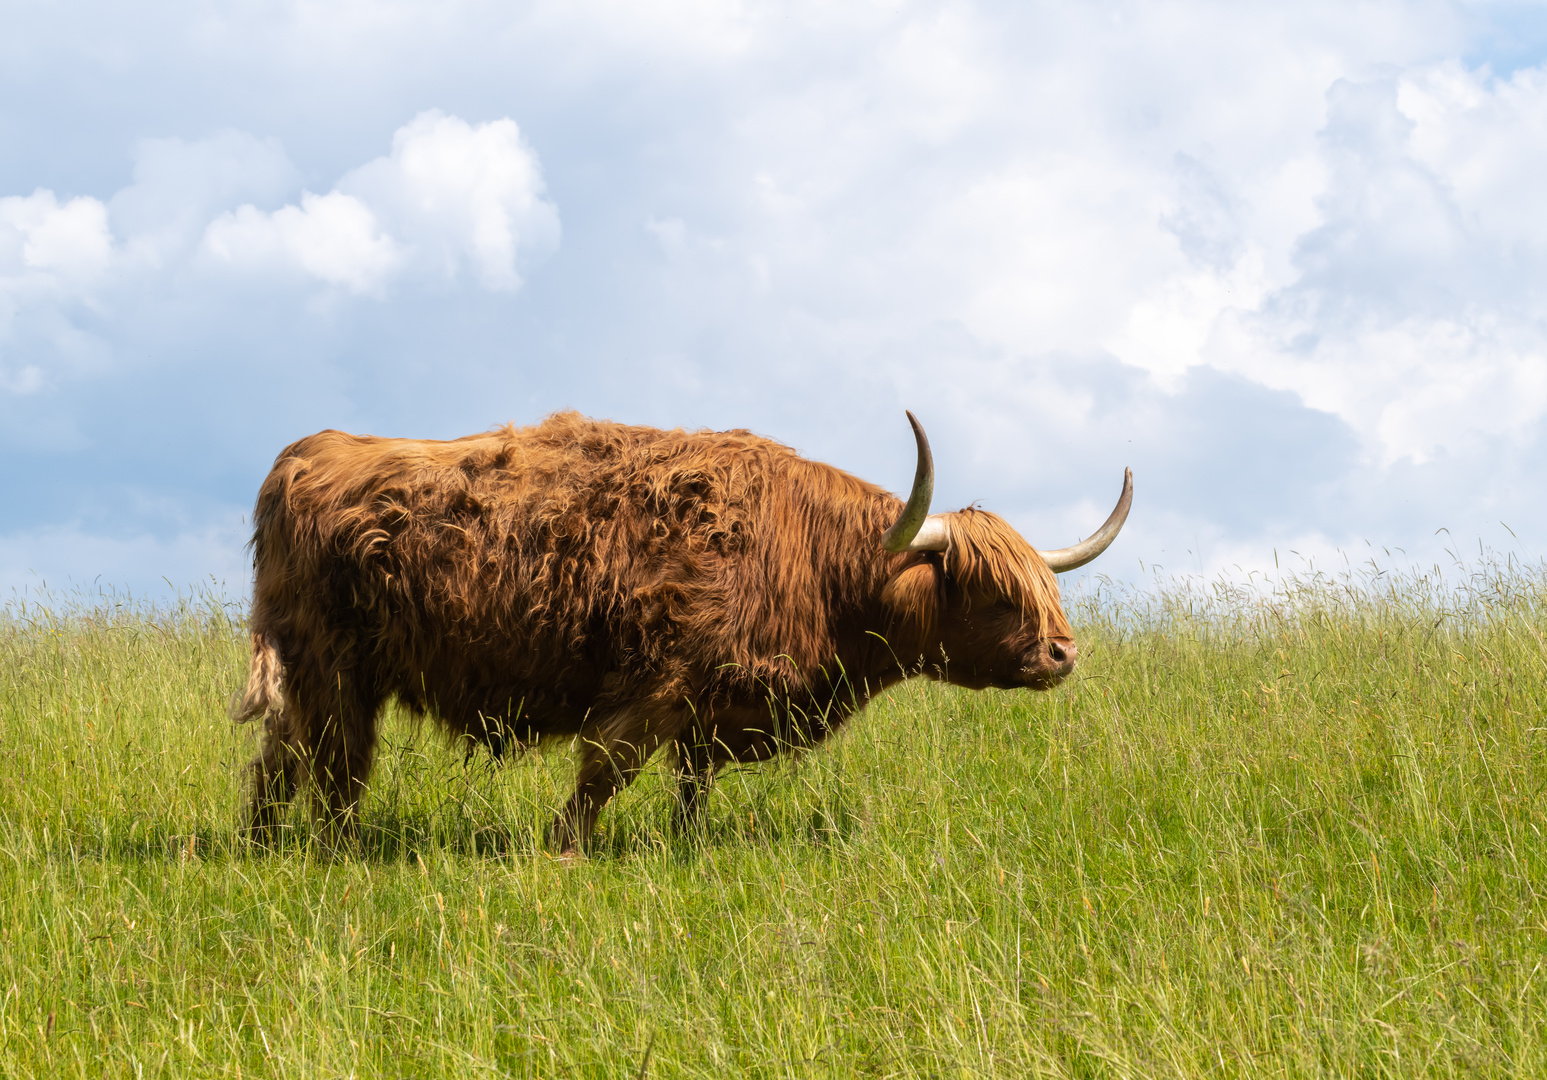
[942,508,1070,641]
[230,632,285,724]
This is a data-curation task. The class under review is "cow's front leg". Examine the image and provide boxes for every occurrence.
[551,708,675,856]
[671,737,716,833]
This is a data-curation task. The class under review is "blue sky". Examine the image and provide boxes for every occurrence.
[3,0,1547,600]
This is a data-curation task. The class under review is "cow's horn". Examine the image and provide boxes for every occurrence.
[1038,468,1134,573]
[882,411,950,552]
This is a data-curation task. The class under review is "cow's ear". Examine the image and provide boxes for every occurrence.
[881,561,940,639]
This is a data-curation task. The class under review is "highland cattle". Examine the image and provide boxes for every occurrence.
[231,410,1131,853]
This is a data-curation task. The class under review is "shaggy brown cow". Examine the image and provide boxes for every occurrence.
[231,410,1131,853]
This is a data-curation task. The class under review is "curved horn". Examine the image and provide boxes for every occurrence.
[1038,468,1133,573]
[882,411,948,552]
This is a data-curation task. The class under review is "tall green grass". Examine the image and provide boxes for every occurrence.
[2,557,1545,1077]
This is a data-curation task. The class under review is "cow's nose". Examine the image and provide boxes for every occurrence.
[1048,639,1077,666]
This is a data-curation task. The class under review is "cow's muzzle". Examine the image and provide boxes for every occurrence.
[1021,638,1078,687]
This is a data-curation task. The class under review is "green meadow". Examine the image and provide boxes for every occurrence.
[3,556,1546,1078]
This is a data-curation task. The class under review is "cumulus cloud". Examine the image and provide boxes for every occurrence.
[204,192,404,294]
[603,3,1544,476]
[201,111,558,294]
[0,190,113,281]
[1,110,556,315]
[340,110,561,291]
[0,110,558,401]
[110,130,300,268]
[0,190,114,394]
[1204,66,1547,464]
[1007,56,1547,466]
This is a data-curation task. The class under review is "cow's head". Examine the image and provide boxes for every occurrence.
[880,412,1132,691]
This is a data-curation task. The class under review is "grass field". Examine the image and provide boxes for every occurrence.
[3,556,1546,1078]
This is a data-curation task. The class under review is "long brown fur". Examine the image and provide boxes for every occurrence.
[234,411,1078,851]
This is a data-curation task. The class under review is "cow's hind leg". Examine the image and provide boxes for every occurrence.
[305,670,384,851]
[246,713,306,846]
[253,661,382,852]
[551,708,677,856]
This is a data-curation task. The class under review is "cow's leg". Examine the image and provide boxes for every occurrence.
[670,704,807,835]
[246,711,306,845]
[551,708,675,856]
[305,670,384,850]
[671,737,716,833]
[252,658,382,852]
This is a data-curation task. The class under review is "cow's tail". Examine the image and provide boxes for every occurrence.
[230,632,285,724]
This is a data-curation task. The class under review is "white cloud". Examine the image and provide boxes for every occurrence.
[0,112,555,306]
[1401,62,1547,251]
[0,364,43,395]
[0,190,113,281]
[204,191,404,295]
[993,56,1547,466]
[0,190,114,394]
[200,111,557,294]
[606,3,1544,472]
[110,130,300,269]
[1202,67,1547,464]
[0,515,252,602]
[0,111,558,396]
[529,0,756,61]
[340,110,561,291]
